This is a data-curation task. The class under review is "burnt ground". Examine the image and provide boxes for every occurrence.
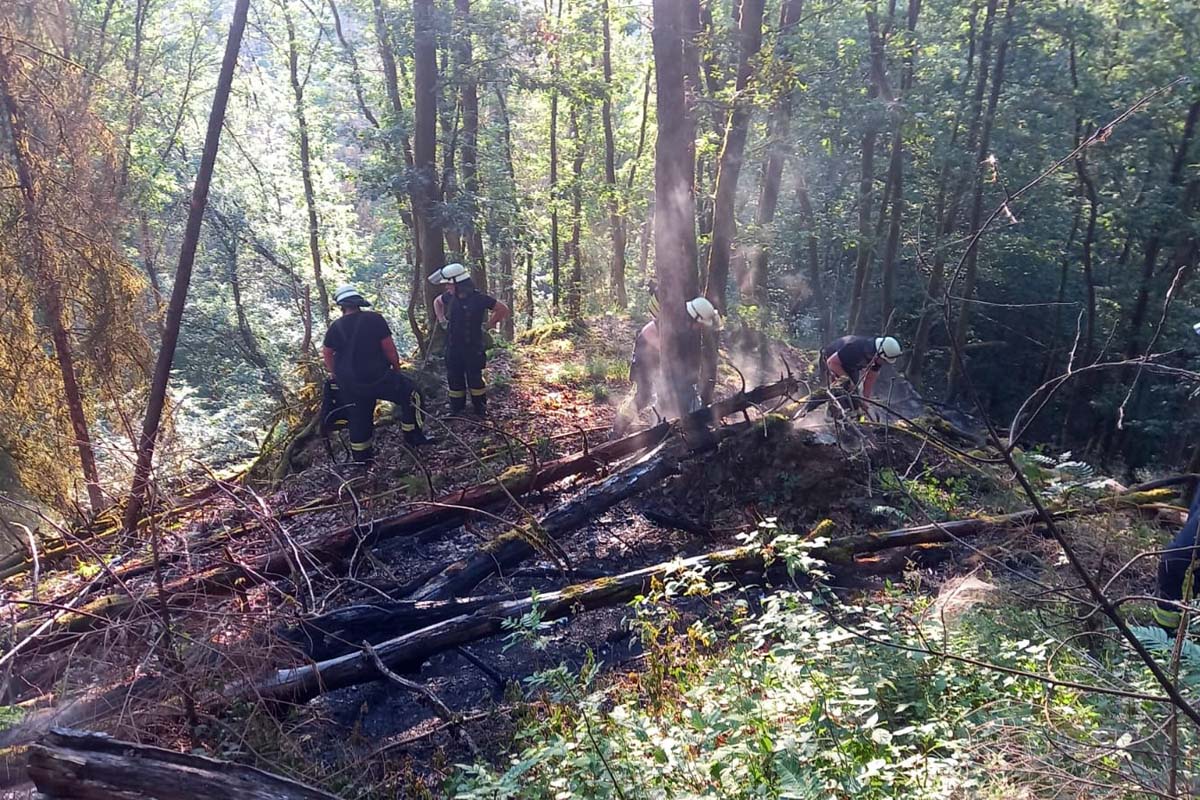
[0,318,1181,798]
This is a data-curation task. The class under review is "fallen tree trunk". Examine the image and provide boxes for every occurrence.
[27,728,338,800]
[249,486,1176,704]
[11,379,799,653]
[408,443,682,602]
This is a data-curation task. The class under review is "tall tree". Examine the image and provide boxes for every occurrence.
[703,0,765,314]
[455,0,487,292]
[652,0,701,417]
[123,0,251,531]
[600,0,627,307]
[745,0,804,303]
[906,0,993,385]
[0,54,105,513]
[568,104,585,320]
[368,0,425,346]
[876,0,921,328]
[413,0,447,326]
[547,0,564,313]
[946,0,1015,399]
[282,2,331,326]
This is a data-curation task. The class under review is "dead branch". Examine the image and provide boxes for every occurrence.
[27,728,338,799]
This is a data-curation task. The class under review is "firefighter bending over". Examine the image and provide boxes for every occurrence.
[806,335,901,414]
[613,296,721,435]
[321,284,430,464]
[1154,483,1200,634]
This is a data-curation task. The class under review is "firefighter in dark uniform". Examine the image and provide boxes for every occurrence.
[428,263,510,416]
[1154,484,1200,633]
[614,296,721,435]
[321,284,430,464]
[805,335,901,414]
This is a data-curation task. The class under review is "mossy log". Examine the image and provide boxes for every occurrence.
[250,487,1180,703]
[27,728,338,800]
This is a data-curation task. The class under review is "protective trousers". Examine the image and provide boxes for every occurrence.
[446,347,486,414]
[614,361,655,436]
[345,372,425,462]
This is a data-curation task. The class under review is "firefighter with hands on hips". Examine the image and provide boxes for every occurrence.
[613,296,721,435]
[321,284,430,465]
[427,263,510,416]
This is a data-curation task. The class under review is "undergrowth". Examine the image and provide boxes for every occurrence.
[449,525,1200,799]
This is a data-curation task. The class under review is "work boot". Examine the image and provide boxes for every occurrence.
[449,397,467,415]
[471,395,487,418]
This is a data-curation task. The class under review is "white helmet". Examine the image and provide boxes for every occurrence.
[686,297,721,329]
[428,262,470,285]
[1193,322,1200,336]
[333,284,370,307]
[875,336,902,362]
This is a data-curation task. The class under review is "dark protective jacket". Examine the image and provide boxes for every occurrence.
[445,288,497,357]
[821,335,882,384]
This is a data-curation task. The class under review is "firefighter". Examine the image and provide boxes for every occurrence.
[1154,484,1200,634]
[428,263,510,416]
[806,335,902,414]
[614,296,721,435]
[321,284,430,464]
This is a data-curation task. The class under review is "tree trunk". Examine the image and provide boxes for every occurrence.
[568,105,585,320]
[329,0,380,128]
[122,0,250,533]
[1124,99,1200,359]
[369,0,424,346]
[454,0,487,292]
[284,7,331,326]
[946,0,1014,400]
[653,0,702,418]
[745,0,805,303]
[493,85,520,337]
[29,729,338,800]
[0,61,105,514]
[601,0,627,307]
[907,0,989,386]
[794,170,830,342]
[702,0,765,314]
[877,0,920,328]
[223,231,286,405]
[413,0,447,326]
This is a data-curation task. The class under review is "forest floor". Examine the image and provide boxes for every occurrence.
[0,317,1193,799]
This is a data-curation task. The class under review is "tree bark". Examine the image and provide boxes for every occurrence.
[946,0,1014,399]
[122,0,251,532]
[877,0,921,328]
[329,0,379,128]
[653,0,702,417]
[29,729,338,800]
[1123,99,1200,359]
[455,0,487,292]
[284,6,331,326]
[548,0,564,313]
[601,0,627,307]
[745,0,805,303]
[702,0,765,314]
[0,58,105,514]
[493,85,519,337]
[568,105,585,320]
[369,0,425,346]
[413,0,447,326]
[907,0,989,386]
[794,170,830,342]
